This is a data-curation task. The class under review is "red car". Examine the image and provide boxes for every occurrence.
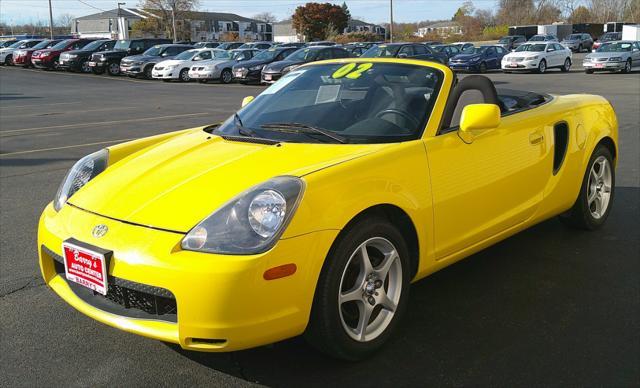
[13,39,62,67]
[31,39,95,69]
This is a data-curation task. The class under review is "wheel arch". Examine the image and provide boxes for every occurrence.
[328,204,420,280]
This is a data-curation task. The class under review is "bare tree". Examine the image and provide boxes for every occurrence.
[253,12,277,23]
[139,0,199,42]
[56,13,75,28]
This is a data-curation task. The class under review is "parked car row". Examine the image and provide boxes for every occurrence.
[2,37,638,78]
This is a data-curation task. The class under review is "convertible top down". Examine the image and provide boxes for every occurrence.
[39,58,617,360]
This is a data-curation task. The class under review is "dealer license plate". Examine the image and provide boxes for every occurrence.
[509,62,518,67]
[264,74,272,80]
[235,71,243,78]
[88,61,96,67]
[62,241,109,295]
[595,63,604,68]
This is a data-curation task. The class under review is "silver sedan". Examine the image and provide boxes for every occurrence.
[583,41,640,74]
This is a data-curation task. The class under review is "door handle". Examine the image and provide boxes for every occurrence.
[529,132,544,145]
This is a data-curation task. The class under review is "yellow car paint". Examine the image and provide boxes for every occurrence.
[38,57,618,352]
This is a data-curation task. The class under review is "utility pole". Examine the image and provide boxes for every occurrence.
[48,0,54,39]
[172,8,177,43]
[389,0,394,43]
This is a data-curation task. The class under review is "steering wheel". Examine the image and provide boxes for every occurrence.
[375,109,420,128]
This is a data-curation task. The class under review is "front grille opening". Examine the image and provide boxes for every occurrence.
[43,245,178,322]
[553,122,569,175]
[187,338,228,347]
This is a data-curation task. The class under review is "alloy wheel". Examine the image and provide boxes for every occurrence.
[564,58,571,71]
[81,60,91,73]
[180,69,190,82]
[221,69,232,84]
[587,156,612,219]
[538,60,546,73]
[624,60,631,73]
[338,237,402,342]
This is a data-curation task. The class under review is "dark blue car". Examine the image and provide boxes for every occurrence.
[448,45,508,73]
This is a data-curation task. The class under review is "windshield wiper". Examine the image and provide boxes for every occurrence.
[260,122,347,144]
[234,113,259,138]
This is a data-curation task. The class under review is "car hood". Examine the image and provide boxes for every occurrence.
[234,58,270,68]
[122,54,160,62]
[68,129,386,233]
[155,58,187,67]
[64,49,93,56]
[562,40,578,44]
[0,47,16,53]
[451,53,481,61]
[197,58,235,67]
[264,59,304,72]
[506,52,540,58]
[96,49,128,56]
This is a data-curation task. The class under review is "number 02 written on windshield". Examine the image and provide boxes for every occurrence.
[332,63,373,79]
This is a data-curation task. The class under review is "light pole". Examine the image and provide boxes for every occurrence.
[389,0,394,43]
[48,0,54,39]
[117,2,125,39]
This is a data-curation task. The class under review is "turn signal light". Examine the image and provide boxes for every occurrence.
[263,263,297,280]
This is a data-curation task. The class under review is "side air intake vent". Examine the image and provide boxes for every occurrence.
[553,122,569,175]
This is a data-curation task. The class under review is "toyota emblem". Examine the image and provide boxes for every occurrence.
[92,224,108,238]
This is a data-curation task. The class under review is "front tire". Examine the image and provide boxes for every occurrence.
[561,58,571,72]
[585,69,594,74]
[4,54,13,65]
[144,65,153,79]
[220,68,233,84]
[305,217,411,360]
[537,59,547,74]
[559,145,615,230]
[179,68,190,82]
[622,59,632,74]
[479,62,487,73]
[107,62,120,76]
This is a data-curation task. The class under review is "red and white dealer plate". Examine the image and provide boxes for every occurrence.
[62,241,109,295]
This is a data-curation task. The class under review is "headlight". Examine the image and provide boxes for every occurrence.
[99,56,107,61]
[583,57,592,62]
[181,176,305,254]
[249,64,264,71]
[609,57,622,62]
[529,55,539,60]
[165,64,177,70]
[204,65,215,71]
[282,65,298,74]
[53,149,108,212]
[67,54,77,59]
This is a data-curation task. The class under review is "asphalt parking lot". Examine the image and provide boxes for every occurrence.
[1,63,638,387]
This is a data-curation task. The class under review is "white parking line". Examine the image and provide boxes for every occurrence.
[0,101,81,109]
[0,138,138,157]
[0,106,138,119]
[0,112,210,136]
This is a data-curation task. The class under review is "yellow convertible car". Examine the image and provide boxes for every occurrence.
[38,58,617,360]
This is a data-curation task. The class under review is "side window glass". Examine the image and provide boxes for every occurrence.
[399,45,413,56]
[413,45,427,54]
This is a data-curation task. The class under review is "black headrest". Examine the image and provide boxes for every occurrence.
[441,75,499,129]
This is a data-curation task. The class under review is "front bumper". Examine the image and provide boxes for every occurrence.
[120,64,143,76]
[449,62,480,72]
[233,68,261,82]
[261,71,282,84]
[58,58,82,71]
[31,57,56,69]
[152,68,179,79]
[501,59,539,71]
[38,202,337,352]
[583,61,625,70]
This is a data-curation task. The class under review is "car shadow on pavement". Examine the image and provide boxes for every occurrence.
[0,157,79,167]
[169,186,639,387]
[0,93,41,101]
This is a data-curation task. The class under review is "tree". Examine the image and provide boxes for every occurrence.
[55,13,75,28]
[138,0,199,41]
[341,2,351,21]
[131,17,164,37]
[253,12,277,23]
[569,6,592,23]
[291,2,349,41]
[453,0,475,22]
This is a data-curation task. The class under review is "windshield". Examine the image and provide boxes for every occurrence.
[81,40,107,51]
[471,47,488,54]
[565,34,582,40]
[597,42,633,52]
[529,35,545,41]
[175,49,198,60]
[114,40,132,50]
[212,50,231,59]
[252,49,279,61]
[515,43,546,52]
[286,48,319,61]
[213,62,442,144]
[432,46,444,52]
[51,39,73,50]
[498,37,511,44]
[601,33,619,41]
[143,45,163,56]
[230,50,249,60]
[361,45,401,58]
[31,40,52,49]
[8,40,26,48]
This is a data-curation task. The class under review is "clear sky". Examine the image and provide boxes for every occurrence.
[0,0,497,25]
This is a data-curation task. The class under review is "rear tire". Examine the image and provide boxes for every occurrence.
[4,54,13,65]
[305,217,411,360]
[479,62,487,73]
[559,145,615,230]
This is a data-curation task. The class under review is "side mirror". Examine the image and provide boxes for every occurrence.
[458,104,501,144]
[241,96,254,108]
